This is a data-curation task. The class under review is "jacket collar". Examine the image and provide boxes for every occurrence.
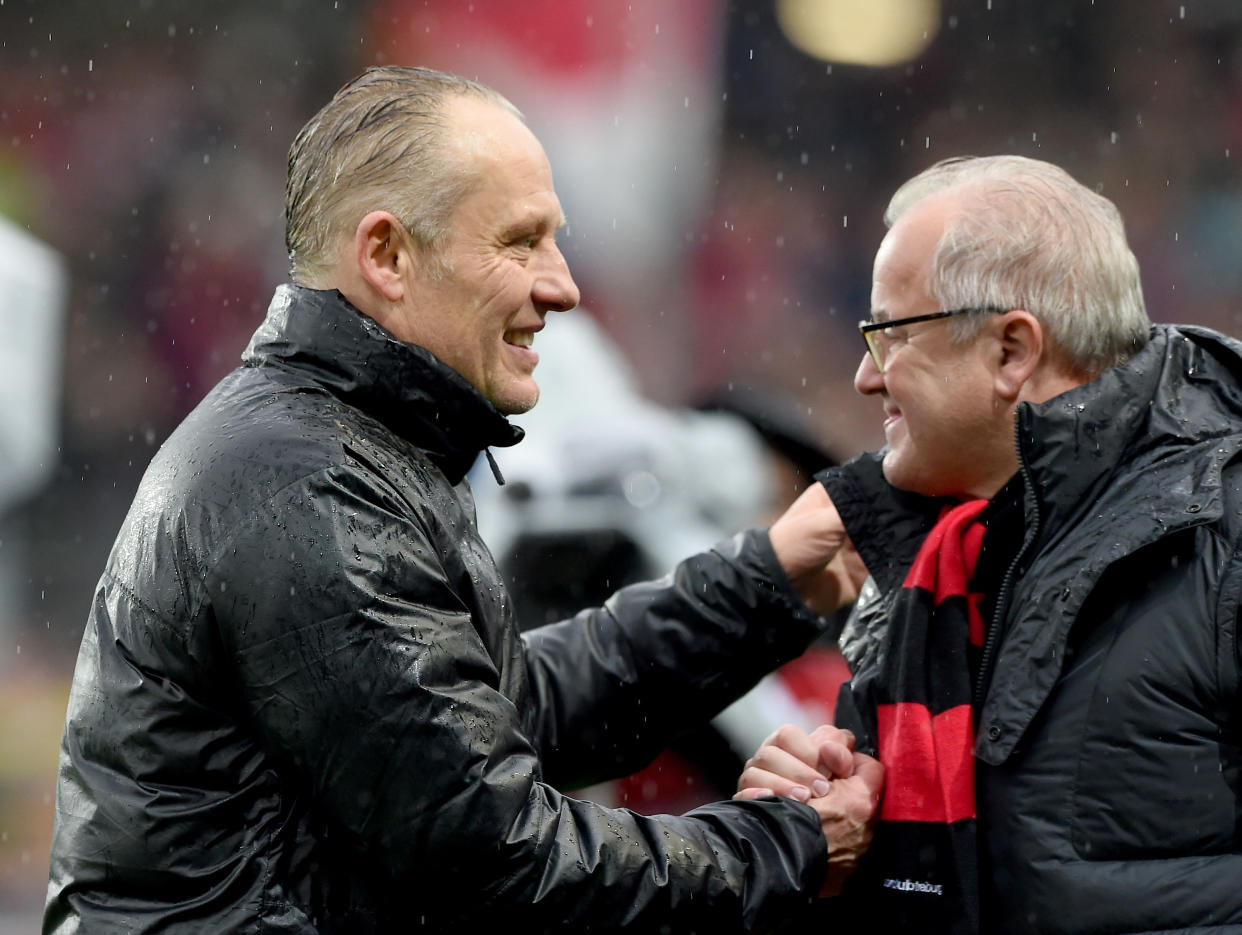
[1017,324,1242,541]
[975,324,1242,763]
[242,285,524,483]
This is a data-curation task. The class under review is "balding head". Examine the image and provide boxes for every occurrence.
[284,65,522,286]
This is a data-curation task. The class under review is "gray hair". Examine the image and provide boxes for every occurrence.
[885,155,1150,375]
[285,65,521,284]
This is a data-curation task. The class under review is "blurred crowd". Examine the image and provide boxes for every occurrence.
[2,0,1242,926]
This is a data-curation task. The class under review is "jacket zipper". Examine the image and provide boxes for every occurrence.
[973,416,1041,708]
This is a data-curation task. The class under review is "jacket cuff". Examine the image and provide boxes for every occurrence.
[729,527,832,642]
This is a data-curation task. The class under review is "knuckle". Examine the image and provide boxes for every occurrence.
[772,723,800,745]
[810,723,841,741]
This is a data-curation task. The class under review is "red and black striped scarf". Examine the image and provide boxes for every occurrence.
[837,498,989,934]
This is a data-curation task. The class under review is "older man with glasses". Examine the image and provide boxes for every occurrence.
[739,155,1242,934]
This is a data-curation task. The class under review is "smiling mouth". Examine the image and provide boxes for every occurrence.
[505,331,534,348]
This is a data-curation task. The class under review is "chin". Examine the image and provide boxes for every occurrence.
[491,384,540,416]
[881,450,916,491]
[882,451,945,498]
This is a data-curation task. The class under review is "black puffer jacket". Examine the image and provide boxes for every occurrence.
[821,325,1242,934]
[45,286,829,934]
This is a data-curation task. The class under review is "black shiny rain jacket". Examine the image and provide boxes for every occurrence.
[45,286,830,933]
[821,325,1242,933]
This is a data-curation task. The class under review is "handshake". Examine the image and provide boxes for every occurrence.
[735,724,885,898]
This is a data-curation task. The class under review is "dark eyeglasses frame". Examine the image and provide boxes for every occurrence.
[858,306,1008,373]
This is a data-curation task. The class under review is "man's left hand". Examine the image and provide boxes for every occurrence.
[768,483,867,615]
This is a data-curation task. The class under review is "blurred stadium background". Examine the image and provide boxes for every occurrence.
[3,0,1242,928]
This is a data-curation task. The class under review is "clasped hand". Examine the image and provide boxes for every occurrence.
[735,724,884,898]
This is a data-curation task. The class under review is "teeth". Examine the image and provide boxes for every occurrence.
[507,331,533,348]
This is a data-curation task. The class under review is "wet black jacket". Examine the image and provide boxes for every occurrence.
[821,325,1242,934]
[45,286,830,933]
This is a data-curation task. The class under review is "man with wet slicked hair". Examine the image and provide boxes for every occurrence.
[45,66,882,933]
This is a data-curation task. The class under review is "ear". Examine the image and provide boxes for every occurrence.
[992,309,1044,403]
[354,211,409,303]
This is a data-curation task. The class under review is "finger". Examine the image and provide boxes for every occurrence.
[737,766,829,802]
[839,539,869,590]
[827,542,868,606]
[756,724,820,767]
[817,741,854,779]
[744,742,833,789]
[733,787,775,801]
[851,752,886,798]
[808,724,856,752]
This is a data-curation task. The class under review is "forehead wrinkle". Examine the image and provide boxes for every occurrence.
[497,195,565,233]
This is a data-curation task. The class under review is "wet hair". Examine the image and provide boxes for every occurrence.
[285,65,521,284]
[886,155,1150,375]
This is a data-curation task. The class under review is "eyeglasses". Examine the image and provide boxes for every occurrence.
[858,306,1007,373]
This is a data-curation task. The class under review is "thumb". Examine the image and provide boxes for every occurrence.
[851,752,886,798]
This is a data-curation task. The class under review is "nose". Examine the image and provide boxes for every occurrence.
[854,350,884,396]
[533,244,580,313]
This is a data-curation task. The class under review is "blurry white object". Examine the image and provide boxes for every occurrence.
[0,216,66,512]
[475,313,773,584]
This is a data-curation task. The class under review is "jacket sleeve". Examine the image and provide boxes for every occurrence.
[520,528,830,789]
[216,465,828,933]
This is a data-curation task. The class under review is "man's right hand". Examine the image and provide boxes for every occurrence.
[734,723,884,898]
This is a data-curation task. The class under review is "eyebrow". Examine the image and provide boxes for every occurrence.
[499,212,569,240]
